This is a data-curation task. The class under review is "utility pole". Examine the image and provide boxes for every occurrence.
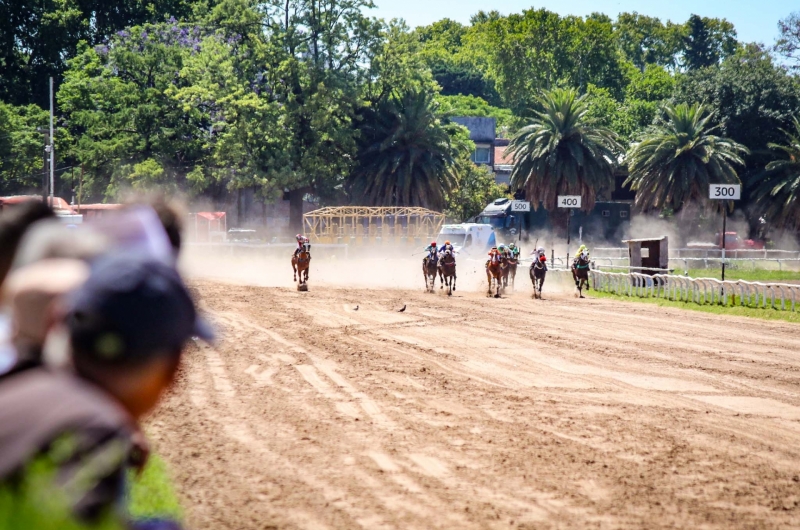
[41,132,49,202]
[49,77,55,207]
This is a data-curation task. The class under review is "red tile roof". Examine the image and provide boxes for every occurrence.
[494,145,514,166]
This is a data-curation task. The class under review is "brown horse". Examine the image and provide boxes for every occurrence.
[485,251,505,298]
[571,251,591,298]
[422,250,438,292]
[292,243,311,288]
[502,254,518,290]
[438,250,457,296]
[530,257,546,299]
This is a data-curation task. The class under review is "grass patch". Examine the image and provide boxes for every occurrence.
[684,268,800,283]
[127,455,183,520]
[589,289,800,324]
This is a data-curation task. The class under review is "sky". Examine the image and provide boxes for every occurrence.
[369,0,796,46]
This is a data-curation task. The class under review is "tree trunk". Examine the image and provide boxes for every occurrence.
[289,188,305,234]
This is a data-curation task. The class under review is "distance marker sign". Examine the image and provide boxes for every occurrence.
[709,184,740,200]
[510,200,530,212]
[557,196,582,208]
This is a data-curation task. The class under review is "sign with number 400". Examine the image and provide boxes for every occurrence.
[709,184,741,200]
[557,196,582,208]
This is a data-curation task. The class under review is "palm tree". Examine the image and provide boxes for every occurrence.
[509,87,621,212]
[625,103,748,212]
[350,90,463,210]
[749,118,800,231]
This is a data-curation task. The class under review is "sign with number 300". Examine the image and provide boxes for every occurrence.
[709,184,741,200]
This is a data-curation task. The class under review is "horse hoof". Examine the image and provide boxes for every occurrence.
[494,294,501,299]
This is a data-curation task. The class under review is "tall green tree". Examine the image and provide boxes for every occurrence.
[674,45,800,175]
[349,90,464,209]
[509,87,621,212]
[0,0,197,107]
[58,21,210,199]
[775,11,800,70]
[614,12,684,71]
[625,103,748,212]
[466,9,624,115]
[749,119,800,230]
[0,102,49,193]
[264,0,383,230]
[682,14,737,70]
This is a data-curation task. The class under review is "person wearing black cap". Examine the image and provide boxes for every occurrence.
[0,253,212,526]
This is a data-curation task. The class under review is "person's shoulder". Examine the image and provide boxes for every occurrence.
[0,368,132,436]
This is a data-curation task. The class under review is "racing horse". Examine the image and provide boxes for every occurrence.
[438,250,457,296]
[292,242,311,289]
[422,250,438,292]
[571,250,591,298]
[502,254,519,290]
[485,251,506,298]
[530,256,547,299]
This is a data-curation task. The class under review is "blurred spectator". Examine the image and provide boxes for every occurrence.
[0,259,89,379]
[11,219,108,269]
[123,195,187,261]
[0,201,55,375]
[0,254,211,526]
[0,222,108,380]
[0,200,55,289]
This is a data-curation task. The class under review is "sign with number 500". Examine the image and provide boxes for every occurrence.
[709,184,741,200]
[510,200,530,212]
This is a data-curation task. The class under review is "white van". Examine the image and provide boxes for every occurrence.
[437,223,497,258]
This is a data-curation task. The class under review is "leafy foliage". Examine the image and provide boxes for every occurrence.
[682,15,738,70]
[0,0,197,107]
[749,119,800,230]
[435,95,515,132]
[0,102,49,192]
[349,90,463,209]
[674,45,800,175]
[775,12,800,70]
[509,88,620,212]
[625,103,748,212]
[445,162,508,222]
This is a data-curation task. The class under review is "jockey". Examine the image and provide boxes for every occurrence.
[534,246,548,271]
[424,241,439,261]
[498,243,508,258]
[294,234,307,257]
[573,244,590,268]
[438,240,455,263]
[508,242,520,260]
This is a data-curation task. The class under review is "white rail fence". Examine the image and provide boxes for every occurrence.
[589,270,800,312]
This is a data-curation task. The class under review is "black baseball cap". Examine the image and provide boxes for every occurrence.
[66,253,213,363]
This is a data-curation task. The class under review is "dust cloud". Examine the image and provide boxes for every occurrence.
[181,247,575,295]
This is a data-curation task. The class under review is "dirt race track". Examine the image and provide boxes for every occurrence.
[148,269,800,529]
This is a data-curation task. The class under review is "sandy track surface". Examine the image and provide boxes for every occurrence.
[148,279,800,529]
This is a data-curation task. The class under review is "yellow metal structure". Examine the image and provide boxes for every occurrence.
[304,206,445,246]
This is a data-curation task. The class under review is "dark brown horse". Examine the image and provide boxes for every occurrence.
[485,251,505,298]
[438,250,457,296]
[530,257,546,299]
[422,250,438,292]
[292,243,311,288]
[571,251,591,298]
[502,254,518,290]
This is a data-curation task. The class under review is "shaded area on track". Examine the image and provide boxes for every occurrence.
[148,279,800,529]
